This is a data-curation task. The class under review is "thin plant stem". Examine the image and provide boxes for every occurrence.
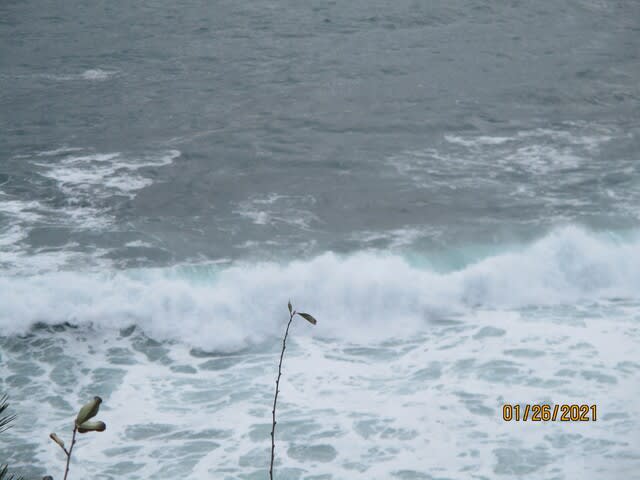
[63,426,77,480]
[270,309,295,480]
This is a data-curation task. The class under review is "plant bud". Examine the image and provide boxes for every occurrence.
[77,420,106,433]
[296,312,317,325]
[75,396,102,426]
[49,432,65,449]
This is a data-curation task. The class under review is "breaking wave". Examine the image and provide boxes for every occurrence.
[1,226,638,350]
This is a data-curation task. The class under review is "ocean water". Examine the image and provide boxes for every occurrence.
[1,1,640,479]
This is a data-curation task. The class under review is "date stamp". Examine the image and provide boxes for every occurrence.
[503,404,597,422]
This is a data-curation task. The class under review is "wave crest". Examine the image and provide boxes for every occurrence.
[1,226,638,350]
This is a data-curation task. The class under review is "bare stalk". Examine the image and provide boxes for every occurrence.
[269,302,317,479]
[62,426,77,480]
[270,308,295,479]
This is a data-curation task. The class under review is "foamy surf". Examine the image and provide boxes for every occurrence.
[3,277,638,480]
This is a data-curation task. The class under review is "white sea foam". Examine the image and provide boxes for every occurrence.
[36,147,84,156]
[445,125,614,152]
[38,150,179,196]
[0,197,44,222]
[390,124,635,219]
[395,125,615,186]
[1,226,638,350]
[80,68,117,81]
[34,69,118,82]
[125,240,156,248]
[234,193,319,229]
[351,226,440,249]
[0,225,28,248]
[445,134,513,146]
[36,149,179,215]
[6,287,640,479]
[0,149,179,273]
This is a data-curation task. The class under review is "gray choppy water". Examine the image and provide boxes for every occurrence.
[1,1,640,479]
[1,0,639,267]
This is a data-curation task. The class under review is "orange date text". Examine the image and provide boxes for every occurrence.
[502,404,597,422]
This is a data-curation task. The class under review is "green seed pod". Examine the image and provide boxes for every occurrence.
[77,420,106,433]
[75,396,102,426]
